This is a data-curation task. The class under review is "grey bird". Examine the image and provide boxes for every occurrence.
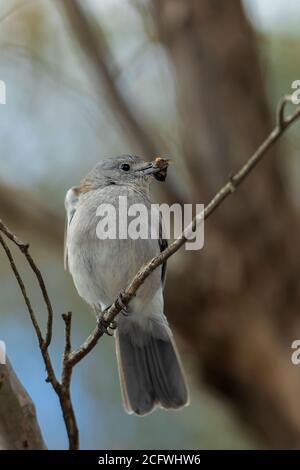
[64,155,189,415]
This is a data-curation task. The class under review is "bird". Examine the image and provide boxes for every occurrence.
[64,155,189,416]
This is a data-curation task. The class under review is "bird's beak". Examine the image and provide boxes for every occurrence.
[136,157,170,176]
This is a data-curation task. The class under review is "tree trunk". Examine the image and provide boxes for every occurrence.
[152,0,300,448]
[0,358,46,449]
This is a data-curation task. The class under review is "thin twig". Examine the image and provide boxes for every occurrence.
[61,312,73,389]
[0,234,60,395]
[0,233,43,346]
[60,314,78,449]
[62,313,72,359]
[0,221,53,347]
[0,228,77,447]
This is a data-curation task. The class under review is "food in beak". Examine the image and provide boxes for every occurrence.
[153,157,169,182]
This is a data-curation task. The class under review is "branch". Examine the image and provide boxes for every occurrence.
[0,222,55,352]
[0,233,43,347]
[0,96,299,449]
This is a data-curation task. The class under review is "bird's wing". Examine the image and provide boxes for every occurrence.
[64,187,79,271]
[158,212,168,287]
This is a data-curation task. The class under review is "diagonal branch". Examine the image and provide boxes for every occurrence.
[67,96,300,366]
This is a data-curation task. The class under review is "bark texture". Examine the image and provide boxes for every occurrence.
[0,358,46,449]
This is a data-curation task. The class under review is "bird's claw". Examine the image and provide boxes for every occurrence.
[109,320,117,330]
[117,291,129,316]
[96,315,115,336]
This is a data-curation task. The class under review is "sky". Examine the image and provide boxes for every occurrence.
[243,0,300,32]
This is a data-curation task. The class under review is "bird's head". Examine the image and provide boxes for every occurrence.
[78,155,169,193]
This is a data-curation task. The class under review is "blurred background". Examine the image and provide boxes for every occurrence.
[1,0,300,450]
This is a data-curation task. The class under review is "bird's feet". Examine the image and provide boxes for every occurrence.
[116,290,129,316]
[96,312,117,336]
[94,291,129,335]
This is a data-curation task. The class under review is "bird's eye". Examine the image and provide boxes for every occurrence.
[120,163,130,172]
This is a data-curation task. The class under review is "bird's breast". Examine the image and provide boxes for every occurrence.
[67,187,162,308]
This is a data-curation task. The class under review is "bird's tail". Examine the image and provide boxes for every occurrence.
[115,317,189,416]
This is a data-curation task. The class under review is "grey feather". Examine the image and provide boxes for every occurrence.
[115,319,189,416]
[64,187,80,271]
